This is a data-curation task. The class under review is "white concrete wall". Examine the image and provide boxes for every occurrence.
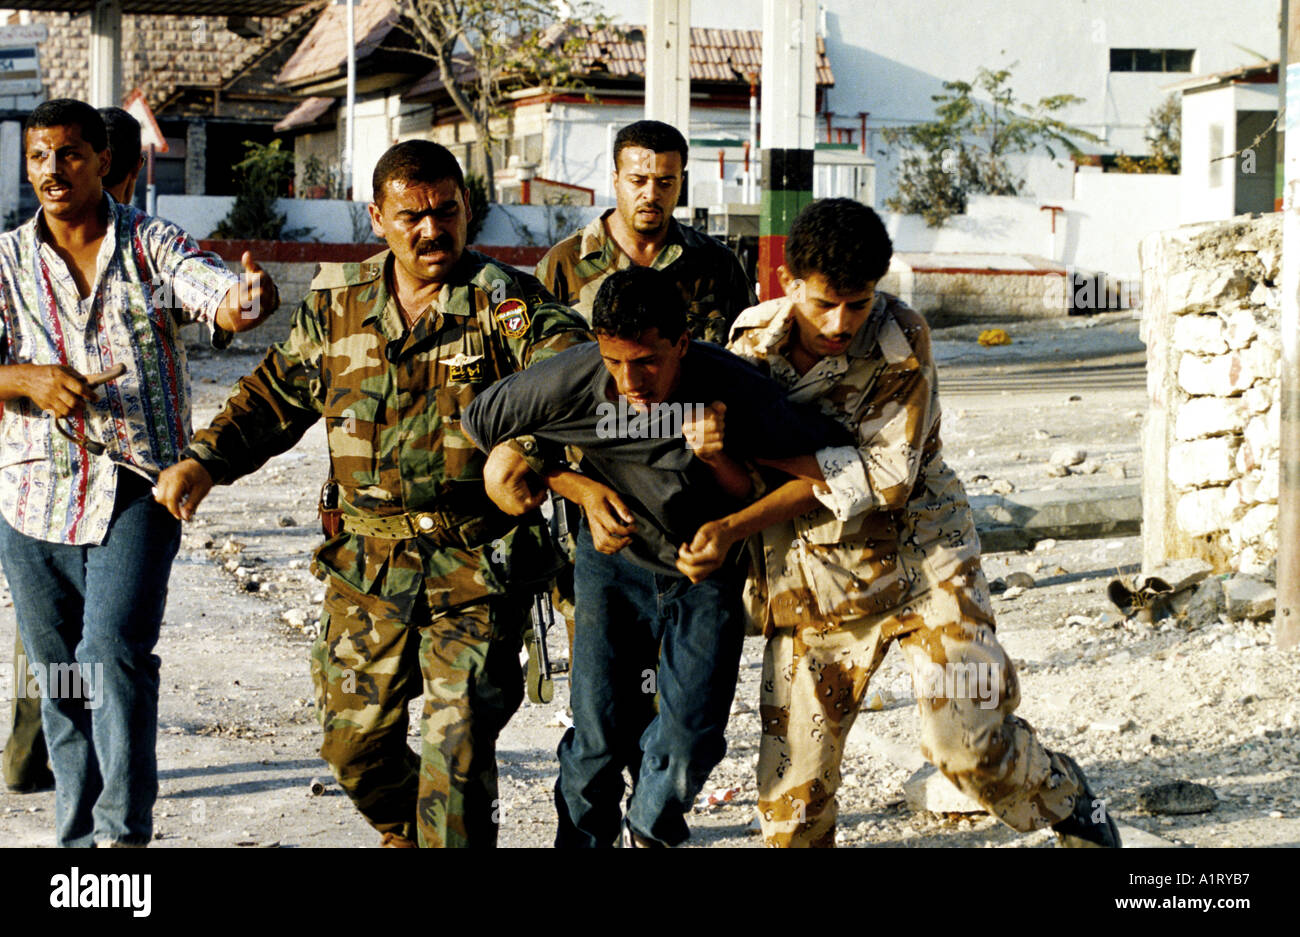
[592,0,1277,205]
[474,203,606,247]
[156,195,378,243]
[884,174,1180,282]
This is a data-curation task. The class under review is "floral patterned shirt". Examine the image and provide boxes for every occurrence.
[0,195,238,544]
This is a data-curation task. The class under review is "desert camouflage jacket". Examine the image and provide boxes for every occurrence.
[533,209,756,344]
[185,249,591,619]
[728,293,982,631]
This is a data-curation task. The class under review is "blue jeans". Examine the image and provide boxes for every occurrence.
[0,472,179,847]
[555,520,744,847]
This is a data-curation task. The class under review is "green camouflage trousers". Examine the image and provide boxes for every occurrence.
[309,578,526,847]
[2,629,48,788]
[757,564,1087,847]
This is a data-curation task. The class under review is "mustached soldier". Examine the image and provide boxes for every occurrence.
[678,198,1121,848]
[154,140,590,847]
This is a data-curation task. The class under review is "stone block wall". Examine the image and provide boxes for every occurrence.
[1140,214,1281,575]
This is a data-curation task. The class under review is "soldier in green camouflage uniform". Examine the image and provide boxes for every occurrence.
[679,199,1120,849]
[155,141,590,848]
[534,120,756,346]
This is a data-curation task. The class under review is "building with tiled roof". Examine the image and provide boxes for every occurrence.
[270,4,865,207]
[0,3,322,207]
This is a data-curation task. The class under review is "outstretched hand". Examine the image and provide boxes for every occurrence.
[217,251,279,333]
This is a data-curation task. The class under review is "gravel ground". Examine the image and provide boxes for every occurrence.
[2,311,1296,849]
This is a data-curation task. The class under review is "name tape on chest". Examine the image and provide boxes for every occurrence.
[494,299,531,339]
[439,353,486,384]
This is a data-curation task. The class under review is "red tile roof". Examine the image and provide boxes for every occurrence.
[275,0,399,86]
[403,22,834,99]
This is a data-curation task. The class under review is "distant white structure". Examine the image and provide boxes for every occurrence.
[594,0,1279,206]
[1174,60,1279,224]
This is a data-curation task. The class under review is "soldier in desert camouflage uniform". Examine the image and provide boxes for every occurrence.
[534,120,755,345]
[154,140,590,848]
[677,199,1121,849]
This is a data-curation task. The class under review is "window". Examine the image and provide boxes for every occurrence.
[1110,48,1195,72]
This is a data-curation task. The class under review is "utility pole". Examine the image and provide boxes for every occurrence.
[88,0,122,108]
[646,0,691,131]
[756,0,816,300]
[1278,0,1300,649]
[344,0,356,200]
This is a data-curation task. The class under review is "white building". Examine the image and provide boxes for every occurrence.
[593,0,1280,207]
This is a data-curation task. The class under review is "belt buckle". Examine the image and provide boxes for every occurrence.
[412,512,438,534]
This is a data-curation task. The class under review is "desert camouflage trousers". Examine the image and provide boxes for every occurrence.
[757,563,1086,847]
[309,577,526,847]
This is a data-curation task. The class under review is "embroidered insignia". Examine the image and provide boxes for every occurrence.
[494,298,530,338]
[440,353,486,383]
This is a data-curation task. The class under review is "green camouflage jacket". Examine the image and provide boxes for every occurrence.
[728,293,983,632]
[185,249,591,620]
[533,209,756,344]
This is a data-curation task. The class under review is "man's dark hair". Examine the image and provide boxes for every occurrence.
[784,198,894,293]
[592,267,687,342]
[372,139,465,203]
[613,120,689,170]
[24,98,108,154]
[98,107,142,190]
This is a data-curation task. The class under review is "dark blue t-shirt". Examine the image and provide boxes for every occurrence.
[463,340,848,575]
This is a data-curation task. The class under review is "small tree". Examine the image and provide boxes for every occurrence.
[389,0,610,201]
[883,66,1099,226]
[1115,95,1181,174]
[213,139,294,239]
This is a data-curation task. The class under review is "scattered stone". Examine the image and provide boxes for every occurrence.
[1005,572,1035,590]
[1175,577,1224,624]
[1105,464,1127,480]
[1000,586,1025,599]
[1138,781,1219,815]
[283,609,308,627]
[988,577,1008,595]
[1269,811,1284,819]
[242,581,260,592]
[1067,395,1082,403]
[969,473,990,484]
[903,765,985,815]
[1089,718,1135,734]
[1034,539,1057,552]
[1075,460,1100,475]
[730,699,753,716]
[1032,429,1050,440]
[1223,575,1276,620]
[278,516,297,528]
[1050,446,1086,467]
[989,479,1015,495]
[219,538,244,556]
[1045,464,1069,478]
[1065,614,1093,627]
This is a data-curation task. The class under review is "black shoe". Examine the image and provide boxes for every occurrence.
[1052,754,1121,848]
[6,767,55,794]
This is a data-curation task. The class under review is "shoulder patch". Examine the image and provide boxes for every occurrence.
[494,298,531,339]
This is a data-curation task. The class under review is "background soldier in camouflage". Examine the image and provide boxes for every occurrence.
[532,119,756,654]
[677,199,1121,849]
[534,120,756,345]
[154,140,590,848]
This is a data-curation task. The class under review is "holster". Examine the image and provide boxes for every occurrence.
[319,480,342,538]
